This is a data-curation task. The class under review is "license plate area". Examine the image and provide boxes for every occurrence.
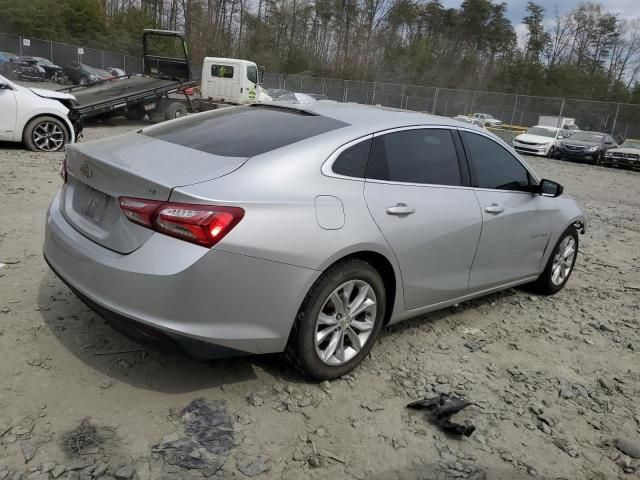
[79,184,111,225]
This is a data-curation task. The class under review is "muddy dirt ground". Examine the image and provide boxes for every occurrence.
[1,115,639,480]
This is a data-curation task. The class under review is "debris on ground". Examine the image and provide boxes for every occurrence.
[61,420,99,455]
[407,394,476,437]
[152,398,233,476]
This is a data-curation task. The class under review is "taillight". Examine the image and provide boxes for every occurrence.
[118,197,244,248]
[60,156,67,183]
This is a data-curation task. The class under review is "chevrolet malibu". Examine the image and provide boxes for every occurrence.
[44,103,585,380]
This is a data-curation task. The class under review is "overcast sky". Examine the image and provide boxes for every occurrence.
[441,0,639,23]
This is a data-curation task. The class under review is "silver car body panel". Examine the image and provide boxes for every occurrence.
[44,102,586,354]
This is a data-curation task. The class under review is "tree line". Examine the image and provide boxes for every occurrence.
[1,0,639,103]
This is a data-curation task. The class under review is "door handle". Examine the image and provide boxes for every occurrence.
[386,203,415,216]
[484,203,504,214]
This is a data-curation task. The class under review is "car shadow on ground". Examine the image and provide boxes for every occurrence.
[37,271,265,393]
[37,268,524,393]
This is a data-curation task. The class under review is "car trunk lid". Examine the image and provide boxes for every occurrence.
[61,133,248,254]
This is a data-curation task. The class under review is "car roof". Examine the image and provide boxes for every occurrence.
[278,101,474,130]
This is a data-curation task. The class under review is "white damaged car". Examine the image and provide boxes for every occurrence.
[512,125,570,157]
[0,74,81,151]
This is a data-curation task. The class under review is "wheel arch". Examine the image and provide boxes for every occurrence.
[313,249,400,326]
[21,112,75,146]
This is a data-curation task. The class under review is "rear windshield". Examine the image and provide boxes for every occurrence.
[143,105,349,157]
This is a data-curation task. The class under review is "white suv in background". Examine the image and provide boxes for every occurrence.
[0,74,79,152]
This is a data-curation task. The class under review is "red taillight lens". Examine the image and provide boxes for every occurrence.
[119,197,164,227]
[118,197,244,248]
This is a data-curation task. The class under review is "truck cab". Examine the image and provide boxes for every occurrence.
[200,58,271,104]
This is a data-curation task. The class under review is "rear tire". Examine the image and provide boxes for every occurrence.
[164,102,188,121]
[532,227,578,295]
[23,116,69,152]
[286,259,386,380]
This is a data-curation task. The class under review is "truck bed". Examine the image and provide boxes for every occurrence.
[66,76,195,119]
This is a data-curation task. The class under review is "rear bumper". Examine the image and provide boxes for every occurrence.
[44,192,318,356]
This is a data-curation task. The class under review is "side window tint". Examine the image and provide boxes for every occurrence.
[366,129,461,186]
[462,132,530,191]
[332,139,372,178]
[211,64,234,78]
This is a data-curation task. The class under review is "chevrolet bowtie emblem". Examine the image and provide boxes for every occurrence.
[79,162,93,178]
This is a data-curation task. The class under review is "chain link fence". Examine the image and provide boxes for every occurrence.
[264,73,640,140]
[0,33,143,74]
[2,31,639,139]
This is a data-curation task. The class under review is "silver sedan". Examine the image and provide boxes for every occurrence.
[44,103,585,380]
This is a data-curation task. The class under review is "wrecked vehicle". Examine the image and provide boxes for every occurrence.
[44,103,585,379]
[0,74,81,151]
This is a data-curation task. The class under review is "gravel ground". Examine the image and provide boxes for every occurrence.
[0,115,639,480]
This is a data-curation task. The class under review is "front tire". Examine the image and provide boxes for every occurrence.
[532,227,579,295]
[286,259,386,380]
[23,116,69,152]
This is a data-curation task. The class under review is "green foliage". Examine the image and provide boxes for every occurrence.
[0,0,637,103]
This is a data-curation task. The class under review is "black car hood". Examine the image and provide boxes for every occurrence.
[560,139,602,147]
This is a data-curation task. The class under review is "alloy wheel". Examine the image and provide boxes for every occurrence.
[32,121,65,151]
[314,280,377,366]
[551,236,576,286]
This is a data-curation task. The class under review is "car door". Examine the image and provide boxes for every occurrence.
[460,129,554,289]
[363,127,483,310]
[0,82,17,141]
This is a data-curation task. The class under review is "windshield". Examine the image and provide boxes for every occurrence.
[34,57,54,66]
[526,127,557,138]
[621,140,640,149]
[570,132,604,142]
[143,105,348,157]
[81,63,107,75]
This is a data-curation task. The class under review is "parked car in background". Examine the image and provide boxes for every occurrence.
[267,88,290,99]
[64,61,113,85]
[602,139,640,170]
[556,131,617,164]
[472,113,502,127]
[31,57,67,83]
[453,115,484,127]
[512,125,570,157]
[0,74,79,151]
[43,102,585,380]
[271,91,317,104]
[3,56,46,82]
[106,67,127,78]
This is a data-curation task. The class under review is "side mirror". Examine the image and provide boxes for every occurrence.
[558,135,564,139]
[257,66,265,85]
[538,179,563,197]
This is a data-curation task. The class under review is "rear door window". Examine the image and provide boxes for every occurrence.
[143,106,349,157]
[366,129,462,186]
[332,139,372,178]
